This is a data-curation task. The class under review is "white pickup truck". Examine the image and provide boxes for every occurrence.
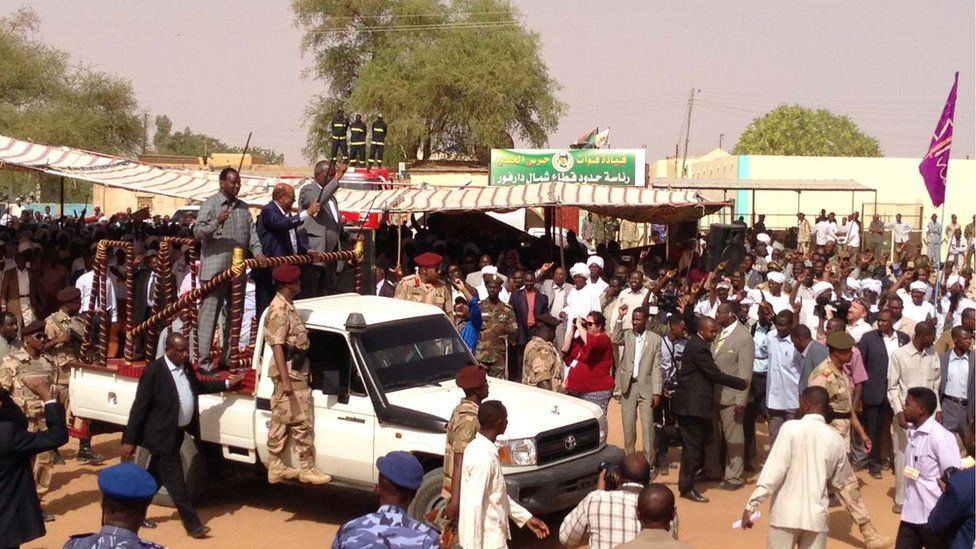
[70,294,622,516]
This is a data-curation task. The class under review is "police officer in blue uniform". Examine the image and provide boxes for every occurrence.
[64,462,165,549]
[332,451,440,548]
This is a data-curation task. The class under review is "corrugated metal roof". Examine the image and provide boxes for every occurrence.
[650,178,872,192]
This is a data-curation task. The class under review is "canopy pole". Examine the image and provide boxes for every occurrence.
[751,189,755,226]
[60,177,65,217]
[558,207,565,267]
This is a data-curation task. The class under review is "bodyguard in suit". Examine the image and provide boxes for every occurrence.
[121,333,242,539]
[298,161,347,298]
[672,315,749,503]
[510,271,548,380]
[703,301,754,490]
[256,183,312,318]
[0,379,68,548]
[856,310,910,478]
[132,251,176,361]
[939,326,975,442]
[193,167,264,373]
[611,305,663,467]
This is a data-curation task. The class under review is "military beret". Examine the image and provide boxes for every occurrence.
[98,462,158,500]
[376,451,424,491]
[414,252,442,268]
[273,264,301,284]
[455,364,487,390]
[22,320,46,337]
[57,287,81,303]
[826,331,855,351]
[536,314,560,327]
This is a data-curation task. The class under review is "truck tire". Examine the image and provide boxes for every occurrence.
[134,433,209,508]
[407,468,447,521]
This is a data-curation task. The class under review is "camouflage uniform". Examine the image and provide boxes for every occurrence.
[441,398,479,499]
[0,349,56,497]
[521,336,563,391]
[0,336,21,357]
[394,274,453,319]
[808,358,872,527]
[332,504,439,549]
[65,525,166,549]
[264,292,315,472]
[45,310,85,406]
[474,299,516,379]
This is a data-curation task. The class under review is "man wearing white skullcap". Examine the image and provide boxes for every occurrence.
[476,265,510,302]
[747,271,790,321]
[895,280,936,325]
[936,275,976,330]
[561,263,603,360]
[585,255,608,294]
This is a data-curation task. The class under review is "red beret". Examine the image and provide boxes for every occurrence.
[273,264,302,284]
[414,252,443,268]
[455,364,487,390]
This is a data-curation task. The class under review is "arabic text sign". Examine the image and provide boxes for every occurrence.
[490,149,645,186]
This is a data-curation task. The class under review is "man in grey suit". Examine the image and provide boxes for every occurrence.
[192,168,264,373]
[939,326,974,442]
[611,305,663,469]
[298,161,347,297]
[704,301,754,490]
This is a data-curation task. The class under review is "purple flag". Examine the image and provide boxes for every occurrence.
[918,72,958,207]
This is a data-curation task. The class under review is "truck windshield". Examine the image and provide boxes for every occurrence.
[358,315,473,391]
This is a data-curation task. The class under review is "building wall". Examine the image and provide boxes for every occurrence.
[92,184,187,216]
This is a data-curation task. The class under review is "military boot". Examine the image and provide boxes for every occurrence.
[77,440,104,463]
[860,523,892,549]
[298,466,332,485]
[267,457,300,484]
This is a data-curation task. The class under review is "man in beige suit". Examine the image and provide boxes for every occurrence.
[611,305,663,469]
[704,301,754,489]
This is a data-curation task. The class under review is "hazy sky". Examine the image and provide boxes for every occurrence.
[18,0,976,164]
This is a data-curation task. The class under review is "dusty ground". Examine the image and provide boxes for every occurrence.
[30,400,903,548]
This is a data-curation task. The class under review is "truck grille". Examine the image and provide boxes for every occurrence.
[536,419,600,465]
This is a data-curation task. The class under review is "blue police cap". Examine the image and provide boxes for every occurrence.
[98,462,158,500]
[376,451,424,491]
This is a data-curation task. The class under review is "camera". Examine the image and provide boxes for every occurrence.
[827,299,851,321]
[599,461,619,490]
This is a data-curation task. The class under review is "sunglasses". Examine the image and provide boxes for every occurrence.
[585,321,595,326]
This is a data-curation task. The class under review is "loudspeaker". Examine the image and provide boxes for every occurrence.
[706,224,747,272]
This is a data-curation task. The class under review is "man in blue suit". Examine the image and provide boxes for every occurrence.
[256,183,312,318]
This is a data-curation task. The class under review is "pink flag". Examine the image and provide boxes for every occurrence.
[918,72,958,207]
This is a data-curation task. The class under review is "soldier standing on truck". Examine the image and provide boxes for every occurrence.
[347,114,367,168]
[476,276,517,379]
[45,287,102,463]
[394,252,453,320]
[264,264,331,485]
[440,365,488,534]
[0,320,58,522]
[367,114,386,169]
[329,109,349,163]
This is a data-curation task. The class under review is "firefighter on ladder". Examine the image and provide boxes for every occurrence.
[329,109,348,163]
[348,114,367,168]
[367,114,387,169]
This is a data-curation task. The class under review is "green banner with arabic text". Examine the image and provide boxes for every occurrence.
[490,149,645,186]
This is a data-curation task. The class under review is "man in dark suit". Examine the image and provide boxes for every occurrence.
[671,316,749,503]
[510,271,548,381]
[0,379,68,548]
[298,161,347,298]
[132,251,176,360]
[373,263,396,298]
[256,183,313,317]
[857,310,911,478]
[121,333,241,539]
[939,326,975,443]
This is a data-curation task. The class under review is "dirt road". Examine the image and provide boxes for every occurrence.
[30,399,903,548]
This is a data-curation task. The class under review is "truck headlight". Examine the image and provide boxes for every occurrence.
[497,437,537,467]
[598,414,608,446]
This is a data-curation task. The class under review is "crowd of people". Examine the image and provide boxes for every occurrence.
[1,161,975,549]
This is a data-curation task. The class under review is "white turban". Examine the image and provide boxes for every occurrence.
[946,274,963,289]
[846,277,861,292]
[756,233,771,244]
[812,281,833,297]
[909,281,928,292]
[861,279,883,295]
[480,265,498,276]
[586,255,604,269]
[570,262,589,278]
[767,272,786,284]
[715,280,732,290]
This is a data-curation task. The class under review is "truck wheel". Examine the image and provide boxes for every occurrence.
[134,433,209,508]
[407,468,447,521]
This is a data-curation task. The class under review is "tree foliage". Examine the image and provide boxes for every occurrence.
[293,0,565,164]
[153,115,285,164]
[732,105,882,157]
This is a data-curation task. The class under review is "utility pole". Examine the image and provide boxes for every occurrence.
[680,87,696,178]
[142,112,148,154]
[719,133,725,150]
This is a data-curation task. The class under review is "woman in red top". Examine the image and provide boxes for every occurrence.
[565,311,615,415]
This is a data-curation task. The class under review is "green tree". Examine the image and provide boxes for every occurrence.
[0,8,143,203]
[293,0,565,164]
[732,105,882,157]
[153,115,285,164]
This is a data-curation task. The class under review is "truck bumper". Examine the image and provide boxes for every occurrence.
[505,444,624,515]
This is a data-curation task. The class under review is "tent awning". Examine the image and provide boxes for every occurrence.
[650,178,872,192]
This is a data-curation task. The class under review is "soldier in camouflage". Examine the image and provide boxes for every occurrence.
[807,332,892,549]
[521,314,563,391]
[65,462,165,549]
[332,451,439,548]
[440,365,488,532]
[394,252,453,321]
[263,265,331,485]
[475,277,517,379]
[0,320,57,520]
[44,287,102,463]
